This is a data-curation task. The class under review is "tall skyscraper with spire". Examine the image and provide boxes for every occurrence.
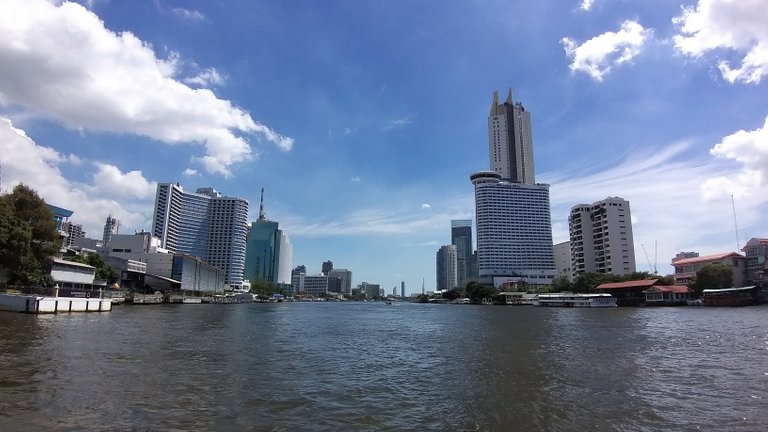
[244,188,287,285]
[488,89,535,184]
[471,89,556,287]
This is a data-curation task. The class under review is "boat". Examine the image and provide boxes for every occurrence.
[701,286,758,306]
[132,291,164,304]
[533,293,617,307]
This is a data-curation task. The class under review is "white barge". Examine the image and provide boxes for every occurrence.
[534,293,617,307]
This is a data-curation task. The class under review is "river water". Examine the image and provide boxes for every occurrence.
[1,302,766,431]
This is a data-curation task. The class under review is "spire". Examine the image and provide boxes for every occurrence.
[258,187,266,221]
[490,90,500,116]
[505,88,513,104]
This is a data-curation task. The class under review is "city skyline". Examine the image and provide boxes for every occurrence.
[0,0,767,293]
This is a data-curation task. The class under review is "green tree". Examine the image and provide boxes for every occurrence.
[465,281,498,304]
[442,288,464,301]
[551,276,571,292]
[250,279,278,298]
[0,185,59,287]
[690,263,733,296]
[65,252,118,283]
[657,275,675,286]
[572,272,610,293]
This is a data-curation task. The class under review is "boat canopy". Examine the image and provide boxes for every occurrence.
[702,286,756,294]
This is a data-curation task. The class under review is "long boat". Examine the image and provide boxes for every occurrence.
[701,286,758,306]
[533,293,617,308]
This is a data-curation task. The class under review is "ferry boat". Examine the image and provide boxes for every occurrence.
[533,293,617,308]
[701,286,758,306]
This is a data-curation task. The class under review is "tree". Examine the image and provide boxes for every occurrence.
[551,276,571,292]
[465,281,498,304]
[0,185,59,287]
[442,288,463,301]
[65,252,118,283]
[690,263,733,296]
[250,279,278,298]
[572,272,609,293]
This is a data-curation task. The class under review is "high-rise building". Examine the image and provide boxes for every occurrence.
[103,215,120,243]
[277,233,293,284]
[436,244,458,291]
[322,260,333,275]
[471,88,555,287]
[471,171,556,284]
[244,189,284,284]
[328,268,352,295]
[152,183,249,288]
[488,89,534,184]
[569,196,636,278]
[554,241,572,282]
[451,219,473,289]
[62,221,85,247]
[400,281,405,298]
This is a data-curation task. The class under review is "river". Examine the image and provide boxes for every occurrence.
[1,302,766,431]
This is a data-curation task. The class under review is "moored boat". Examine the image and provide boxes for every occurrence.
[534,292,617,307]
[701,286,758,306]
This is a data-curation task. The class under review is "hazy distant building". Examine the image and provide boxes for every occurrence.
[103,215,120,243]
[554,241,572,282]
[451,219,473,289]
[328,268,352,295]
[322,260,333,275]
[62,221,85,247]
[277,234,293,284]
[488,88,534,184]
[400,281,405,298]
[569,197,636,278]
[361,282,380,299]
[436,244,458,291]
[152,183,249,288]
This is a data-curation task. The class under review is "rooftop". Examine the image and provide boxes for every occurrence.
[597,279,658,290]
[671,252,744,267]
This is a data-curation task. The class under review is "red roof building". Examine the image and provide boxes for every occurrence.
[643,285,693,306]
[671,252,745,287]
[596,279,658,306]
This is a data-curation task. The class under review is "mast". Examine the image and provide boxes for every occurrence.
[731,194,740,251]
[258,187,266,221]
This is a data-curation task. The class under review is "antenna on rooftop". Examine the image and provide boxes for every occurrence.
[258,187,266,221]
[731,194,740,252]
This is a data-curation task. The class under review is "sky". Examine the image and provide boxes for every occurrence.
[1,0,767,294]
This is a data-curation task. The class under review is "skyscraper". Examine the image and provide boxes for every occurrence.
[102,214,120,243]
[152,183,249,288]
[488,89,534,184]
[244,189,284,284]
[436,244,458,291]
[471,89,556,286]
[322,260,333,275]
[569,196,636,278]
[451,219,473,289]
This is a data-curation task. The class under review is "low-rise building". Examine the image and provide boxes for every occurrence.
[742,238,768,287]
[596,279,659,306]
[671,252,745,286]
[643,285,692,306]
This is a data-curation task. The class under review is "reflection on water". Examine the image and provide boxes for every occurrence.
[1,303,767,431]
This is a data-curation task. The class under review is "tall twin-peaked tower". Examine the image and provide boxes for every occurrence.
[471,89,556,287]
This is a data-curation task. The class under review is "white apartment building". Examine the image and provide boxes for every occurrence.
[554,241,572,281]
[569,196,636,278]
[152,183,249,288]
[471,171,556,286]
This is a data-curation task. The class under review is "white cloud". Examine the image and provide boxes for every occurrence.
[702,116,768,199]
[88,163,157,200]
[0,117,152,236]
[421,203,431,209]
[183,67,225,88]
[183,168,199,177]
[383,116,415,131]
[0,0,293,176]
[673,0,768,84]
[172,7,205,22]
[350,176,361,182]
[561,20,653,81]
[580,0,595,11]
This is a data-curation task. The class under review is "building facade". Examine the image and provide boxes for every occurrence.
[328,268,352,295]
[488,89,534,184]
[471,171,556,285]
[671,252,746,287]
[742,238,768,287]
[451,219,473,289]
[553,241,572,281]
[103,215,120,243]
[436,244,458,291]
[152,183,249,288]
[244,220,281,284]
[569,197,636,278]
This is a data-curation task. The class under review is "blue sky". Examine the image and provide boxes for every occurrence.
[1,0,767,293]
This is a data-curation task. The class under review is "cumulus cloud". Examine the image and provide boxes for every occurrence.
[702,116,768,199]
[88,163,157,200]
[183,168,199,177]
[673,0,768,84]
[421,203,431,209]
[0,117,151,236]
[561,20,653,81]
[580,0,595,11]
[0,0,293,176]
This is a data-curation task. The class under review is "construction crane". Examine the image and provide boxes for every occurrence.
[642,243,657,275]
